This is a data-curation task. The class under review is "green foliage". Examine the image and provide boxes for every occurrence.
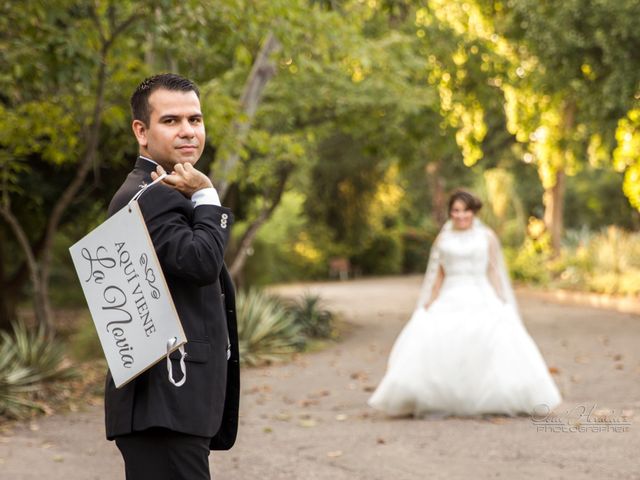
[506,216,552,284]
[236,289,305,366]
[476,168,527,247]
[0,340,42,419]
[564,166,637,230]
[401,228,434,274]
[614,108,640,210]
[0,322,75,419]
[0,0,149,329]
[236,289,338,365]
[476,0,640,209]
[509,220,640,296]
[581,227,640,295]
[287,293,335,339]
[508,244,553,286]
[352,231,403,275]
[2,0,640,316]
[238,192,328,285]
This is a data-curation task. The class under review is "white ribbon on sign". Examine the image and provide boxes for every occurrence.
[128,173,167,208]
[166,337,187,387]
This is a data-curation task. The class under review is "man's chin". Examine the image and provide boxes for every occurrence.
[175,154,200,165]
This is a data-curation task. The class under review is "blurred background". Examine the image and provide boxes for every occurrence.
[1,0,640,419]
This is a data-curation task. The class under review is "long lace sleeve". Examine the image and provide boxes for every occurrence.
[487,231,506,303]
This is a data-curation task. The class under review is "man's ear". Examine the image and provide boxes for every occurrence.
[132,119,148,148]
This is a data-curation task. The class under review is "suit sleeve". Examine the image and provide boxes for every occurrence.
[138,184,233,286]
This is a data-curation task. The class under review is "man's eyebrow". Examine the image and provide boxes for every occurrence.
[158,113,203,121]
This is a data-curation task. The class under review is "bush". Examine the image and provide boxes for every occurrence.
[287,293,335,339]
[236,289,305,366]
[352,231,403,275]
[581,227,640,295]
[0,322,75,419]
[401,228,434,274]
[508,217,554,285]
[237,192,329,286]
[509,223,640,296]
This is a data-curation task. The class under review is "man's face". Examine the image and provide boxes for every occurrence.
[132,88,205,170]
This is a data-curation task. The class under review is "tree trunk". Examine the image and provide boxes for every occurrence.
[0,232,16,330]
[543,169,566,253]
[426,161,447,225]
[0,205,52,333]
[228,167,292,282]
[39,51,108,331]
[0,7,145,335]
[543,101,574,253]
[213,32,281,201]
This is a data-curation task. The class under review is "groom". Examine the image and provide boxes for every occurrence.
[105,73,239,479]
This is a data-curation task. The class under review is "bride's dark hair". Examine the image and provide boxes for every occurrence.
[448,189,483,214]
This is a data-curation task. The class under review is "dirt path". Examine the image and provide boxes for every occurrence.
[2,276,639,479]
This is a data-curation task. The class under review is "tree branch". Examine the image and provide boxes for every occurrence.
[214,32,282,200]
[36,7,146,332]
[0,205,48,329]
[228,166,292,280]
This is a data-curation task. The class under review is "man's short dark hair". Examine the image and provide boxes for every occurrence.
[130,73,200,126]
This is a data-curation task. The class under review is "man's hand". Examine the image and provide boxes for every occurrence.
[151,163,213,198]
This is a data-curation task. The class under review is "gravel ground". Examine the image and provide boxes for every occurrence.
[1,276,639,479]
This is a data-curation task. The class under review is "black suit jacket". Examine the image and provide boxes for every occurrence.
[104,157,239,450]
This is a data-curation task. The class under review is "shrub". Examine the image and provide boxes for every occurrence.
[236,289,305,366]
[400,228,433,274]
[581,227,640,295]
[508,219,554,285]
[287,293,335,339]
[509,224,640,296]
[352,231,403,275]
[0,322,75,419]
[0,340,42,419]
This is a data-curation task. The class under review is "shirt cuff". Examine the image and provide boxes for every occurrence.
[191,188,221,207]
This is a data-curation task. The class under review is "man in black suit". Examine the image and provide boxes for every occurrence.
[106,73,239,480]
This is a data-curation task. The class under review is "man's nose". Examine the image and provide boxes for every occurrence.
[178,119,195,137]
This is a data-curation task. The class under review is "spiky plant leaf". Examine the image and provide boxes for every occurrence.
[287,292,335,339]
[2,321,75,382]
[0,322,76,419]
[236,289,305,366]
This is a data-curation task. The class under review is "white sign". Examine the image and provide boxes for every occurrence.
[69,200,186,388]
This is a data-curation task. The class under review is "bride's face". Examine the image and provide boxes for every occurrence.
[450,199,474,230]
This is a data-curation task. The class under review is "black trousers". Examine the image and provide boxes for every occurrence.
[115,428,211,480]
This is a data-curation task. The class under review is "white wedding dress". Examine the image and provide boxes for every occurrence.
[368,219,561,416]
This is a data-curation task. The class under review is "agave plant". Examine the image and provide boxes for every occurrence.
[2,321,75,381]
[0,322,75,419]
[287,292,335,339]
[0,336,42,418]
[236,289,306,366]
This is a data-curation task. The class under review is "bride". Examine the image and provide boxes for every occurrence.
[368,190,561,416]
